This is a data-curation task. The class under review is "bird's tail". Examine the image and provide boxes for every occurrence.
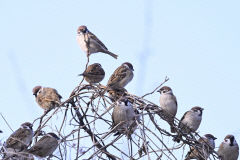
[104,51,118,59]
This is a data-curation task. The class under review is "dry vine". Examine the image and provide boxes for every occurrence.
[0,60,220,160]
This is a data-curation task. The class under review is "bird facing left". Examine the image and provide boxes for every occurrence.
[32,86,62,112]
[4,122,33,152]
[77,25,118,59]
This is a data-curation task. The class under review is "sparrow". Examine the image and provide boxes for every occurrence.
[185,134,217,160]
[77,25,118,59]
[108,88,128,102]
[157,86,178,133]
[4,122,33,152]
[112,97,139,137]
[174,106,204,142]
[32,86,62,112]
[7,152,34,160]
[78,63,105,84]
[28,132,60,158]
[217,135,239,160]
[107,62,134,91]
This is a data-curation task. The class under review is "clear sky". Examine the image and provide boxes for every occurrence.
[1,0,240,159]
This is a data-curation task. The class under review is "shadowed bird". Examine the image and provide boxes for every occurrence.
[32,86,62,112]
[218,135,239,160]
[28,132,60,158]
[157,86,177,133]
[7,152,34,160]
[78,63,105,84]
[108,88,128,102]
[77,25,118,59]
[4,122,33,152]
[174,106,203,143]
[185,134,217,160]
[112,98,139,138]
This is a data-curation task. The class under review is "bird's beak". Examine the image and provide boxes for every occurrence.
[157,89,161,93]
[78,73,83,76]
[214,137,217,140]
[201,108,204,111]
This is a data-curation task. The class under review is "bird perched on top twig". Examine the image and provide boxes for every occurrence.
[32,86,62,112]
[77,25,118,59]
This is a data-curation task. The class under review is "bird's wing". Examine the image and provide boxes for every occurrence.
[173,95,178,107]
[53,89,62,99]
[44,88,62,102]
[178,111,190,128]
[6,129,28,147]
[180,111,189,122]
[107,67,128,86]
[28,136,49,153]
[88,31,108,50]
[111,112,115,128]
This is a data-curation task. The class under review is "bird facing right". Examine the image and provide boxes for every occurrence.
[28,132,60,158]
[157,86,178,133]
[174,106,204,143]
[32,86,62,112]
[179,106,203,134]
[79,63,105,84]
[218,135,239,160]
[185,134,217,160]
[107,62,134,91]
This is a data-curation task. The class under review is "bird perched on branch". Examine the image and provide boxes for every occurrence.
[3,122,33,153]
[157,86,177,133]
[77,25,118,59]
[79,63,105,84]
[32,86,62,112]
[185,134,217,160]
[174,106,203,142]
[107,62,134,91]
[28,132,60,158]
[218,135,239,160]
[108,88,128,102]
[112,98,139,138]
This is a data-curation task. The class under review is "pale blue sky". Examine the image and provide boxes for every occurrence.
[1,0,240,159]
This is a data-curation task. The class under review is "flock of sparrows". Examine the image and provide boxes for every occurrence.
[1,25,239,160]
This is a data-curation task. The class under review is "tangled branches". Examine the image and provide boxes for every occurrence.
[1,76,220,160]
